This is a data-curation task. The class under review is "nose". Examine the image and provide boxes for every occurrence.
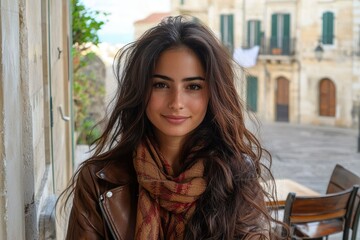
[168,88,184,110]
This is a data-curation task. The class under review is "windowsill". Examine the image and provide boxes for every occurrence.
[322,44,336,50]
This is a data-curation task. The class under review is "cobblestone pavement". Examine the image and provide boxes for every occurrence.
[255,121,360,193]
[254,121,360,240]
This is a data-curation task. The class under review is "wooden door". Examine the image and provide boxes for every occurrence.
[276,77,289,122]
[319,79,336,116]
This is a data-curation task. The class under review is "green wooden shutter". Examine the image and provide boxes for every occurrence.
[283,14,290,54]
[328,13,334,44]
[228,14,234,53]
[322,12,334,44]
[247,21,251,47]
[271,14,278,48]
[247,76,258,112]
[248,20,262,47]
[283,14,290,38]
[220,14,234,53]
[220,15,225,43]
[256,21,261,46]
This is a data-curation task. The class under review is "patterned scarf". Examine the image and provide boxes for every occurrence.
[133,139,207,240]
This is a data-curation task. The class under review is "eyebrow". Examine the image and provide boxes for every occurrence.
[152,74,205,81]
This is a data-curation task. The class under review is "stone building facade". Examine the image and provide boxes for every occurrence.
[171,0,360,128]
[0,0,72,239]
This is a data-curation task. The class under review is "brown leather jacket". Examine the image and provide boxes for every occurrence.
[66,158,138,240]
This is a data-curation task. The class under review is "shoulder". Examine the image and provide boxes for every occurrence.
[76,154,136,188]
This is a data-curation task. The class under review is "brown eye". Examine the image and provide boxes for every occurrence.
[153,82,168,88]
[187,84,202,90]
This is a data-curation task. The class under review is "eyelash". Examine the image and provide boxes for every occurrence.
[153,82,168,88]
[152,82,203,90]
[187,84,202,90]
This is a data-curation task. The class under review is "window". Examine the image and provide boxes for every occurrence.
[220,14,234,53]
[322,11,334,45]
[246,76,258,112]
[319,79,336,116]
[271,13,291,54]
[247,20,261,47]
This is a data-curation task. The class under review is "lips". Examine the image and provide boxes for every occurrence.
[162,115,189,124]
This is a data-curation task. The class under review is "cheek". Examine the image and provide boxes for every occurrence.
[147,95,158,108]
[146,94,162,117]
[192,97,209,116]
[199,94,210,111]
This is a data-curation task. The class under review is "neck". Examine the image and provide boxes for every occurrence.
[156,135,185,176]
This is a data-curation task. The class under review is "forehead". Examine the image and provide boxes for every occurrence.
[153,47,205,77]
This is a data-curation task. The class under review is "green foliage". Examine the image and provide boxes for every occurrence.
[72,0,109,48]
[73,51,105,144]
[72,0,108,145]
[77,118,102,144]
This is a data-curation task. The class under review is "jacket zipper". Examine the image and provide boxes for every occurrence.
[99,195,119,240]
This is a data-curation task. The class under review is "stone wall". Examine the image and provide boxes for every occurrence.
[0,0,72,239]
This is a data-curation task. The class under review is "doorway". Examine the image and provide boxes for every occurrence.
[276,77,289,122]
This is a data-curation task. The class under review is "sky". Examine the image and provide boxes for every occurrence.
[82,0,171,44]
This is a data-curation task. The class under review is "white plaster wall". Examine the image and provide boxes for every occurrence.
[0,0,26,239]
[26,0,47,194]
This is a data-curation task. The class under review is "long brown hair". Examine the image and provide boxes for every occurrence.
[62,15,287,239]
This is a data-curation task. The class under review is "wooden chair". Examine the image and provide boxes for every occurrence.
[283,185,359,240]
[326,164,360,240]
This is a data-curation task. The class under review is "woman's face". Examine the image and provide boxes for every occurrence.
[146,46,209,143]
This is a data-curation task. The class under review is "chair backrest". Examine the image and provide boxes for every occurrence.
[283,185,359,240]
[327,164,360,240]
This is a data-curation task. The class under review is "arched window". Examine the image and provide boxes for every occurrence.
[319,79,336,116]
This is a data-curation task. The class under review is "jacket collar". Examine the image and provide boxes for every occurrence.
[95,159,135,185]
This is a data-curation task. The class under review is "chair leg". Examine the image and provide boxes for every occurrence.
[352,217,359,240]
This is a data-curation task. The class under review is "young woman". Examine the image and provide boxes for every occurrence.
[63,16,285,240]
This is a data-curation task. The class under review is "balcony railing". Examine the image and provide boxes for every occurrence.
[244,37,296,56]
